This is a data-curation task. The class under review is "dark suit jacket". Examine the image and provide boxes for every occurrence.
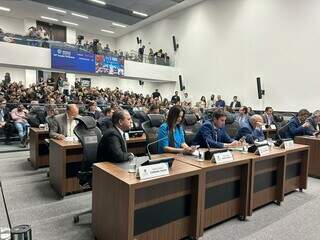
[307,116,319,133]
[230,101,241,108]
[97,127,130,163]
[235,122,265,144]
[49,113,68,139]
[262,114,276,125]
[0,107,12,122]
[192,121,234,148]
[285,117,313,138]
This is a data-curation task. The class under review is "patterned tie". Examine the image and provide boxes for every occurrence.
[123,133,128,152]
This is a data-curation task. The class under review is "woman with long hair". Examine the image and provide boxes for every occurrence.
[157,105,196,154]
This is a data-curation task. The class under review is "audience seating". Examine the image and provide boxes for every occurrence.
[225,113,240,138]
[183,113,201,146]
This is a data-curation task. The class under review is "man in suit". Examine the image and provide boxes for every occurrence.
[262,107,276,126]
[285,109,313,138]
[192,109,240,148]
[97,110,133,163]
[98,107,114,135]
[307,110,320,133]
[230,96,241,110]
[49,104,79,139]
[236,115,265,144]
[215,95,225,108]
[0,98,15,145]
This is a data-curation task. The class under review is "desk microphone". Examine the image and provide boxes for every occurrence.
[204,138,214,160]
[146,136,168,160]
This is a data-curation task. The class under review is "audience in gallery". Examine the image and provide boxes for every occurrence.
[1,72,320,152]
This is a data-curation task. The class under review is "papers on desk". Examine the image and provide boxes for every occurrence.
[64,136,78,142]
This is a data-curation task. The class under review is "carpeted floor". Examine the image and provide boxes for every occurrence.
[0,151,320,240]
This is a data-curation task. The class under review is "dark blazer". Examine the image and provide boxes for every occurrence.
[0,107,12,122]
[285,116,313,138]
[262,113,276,125]
[215,100,226,108]
[230,101,241,108]
[97,127,130,163]
[49,113,68,139]
[307,116,319,133]
[98,116,113,135]
[235,122,265,144]
[192,121,234,148]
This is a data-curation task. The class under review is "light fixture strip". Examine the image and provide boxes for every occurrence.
[71,12,89,19]
[112,22,127,28]
[62,20,78,26]
[48,7,66,14]
[41,16,59,21]
[0,6,11,12]
[89,0,106,5]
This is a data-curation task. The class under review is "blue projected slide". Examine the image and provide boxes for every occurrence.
[51,48,95,73]
[95,55,124,76]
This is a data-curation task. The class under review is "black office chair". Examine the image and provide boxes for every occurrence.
[73,116,102,223]
[141,114,165,154]
[225,113,240,138]
[183,114,201,145]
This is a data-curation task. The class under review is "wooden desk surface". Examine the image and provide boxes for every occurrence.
[30,127,49,134]
[176,151,252,170]
[295,135,320,141]
[94,157,200,189]
[49,134,146,149]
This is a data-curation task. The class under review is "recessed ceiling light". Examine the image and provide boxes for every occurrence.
[132,11,148,17]
[62,20,78,26]
[71,12,89,19]
[48,7,66,14]
[101,29,114,34]
[112,22,127,28]
[41,16,59,21]
[0,6,11,12]
[89,0,106,5]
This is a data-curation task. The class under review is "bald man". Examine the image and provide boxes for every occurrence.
[49,104,79,140]
[235,114,265,144]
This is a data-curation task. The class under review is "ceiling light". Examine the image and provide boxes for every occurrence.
[41,16,58,21]
[0,6,11,12]
[48,7,66,14]
[132,11,148,17]
[71,12,89,19]
[89,0,106,5]
[101,29,114,34]
[112,22,127,28]
[62,20,78,26]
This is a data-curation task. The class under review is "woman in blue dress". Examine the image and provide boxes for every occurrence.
[158,105,196,154]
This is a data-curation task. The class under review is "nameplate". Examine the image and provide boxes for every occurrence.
[138,163,169,180]
[257,145,270,156]
[282,140,294,149]
[213,151,234,164]
[270,124,277,130]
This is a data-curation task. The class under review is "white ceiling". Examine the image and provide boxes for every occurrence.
[0,0,203,39]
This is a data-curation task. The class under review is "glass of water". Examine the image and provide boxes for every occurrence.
[128,156,136,173]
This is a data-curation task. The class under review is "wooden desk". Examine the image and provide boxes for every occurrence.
[295,136,320,178]
[250,147,286,213]
[49,135,147,197]
[284,144,309,194]
[176,152,251,234]
[92,158,203,240]
[29,128,49,169]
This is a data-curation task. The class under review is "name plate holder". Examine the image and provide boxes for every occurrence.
[280,140,294,149]
[212,151,234,164]
[256,145,270,156]
[270,124,277,130]
[138,163,169,180]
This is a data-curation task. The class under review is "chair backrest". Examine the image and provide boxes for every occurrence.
[225,116,241,138]
[74,116,102,186]
[184,114,198,127]
[142,114,165,154]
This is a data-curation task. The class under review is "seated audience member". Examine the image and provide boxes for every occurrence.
[97,110,133,163]
[11,104,29,147]
[236,115,265,144]
[98,107,114,134]
[49,104,79,140]
[262,107,276,126]
[192,109,240,148]
[182,92,192,107]
[0,98,15,145]
[307,110,320,132]
[230,96,241,110]
[171,91,180,104]
[86,101,101,120]
[158,105,196,154]
[208,94,215,108]
[199,96,207,108]
[215,95,225,108]
[148,104,160,114]
[236,106,249,128]
[285,109,313,138]
[247,107,255,116]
